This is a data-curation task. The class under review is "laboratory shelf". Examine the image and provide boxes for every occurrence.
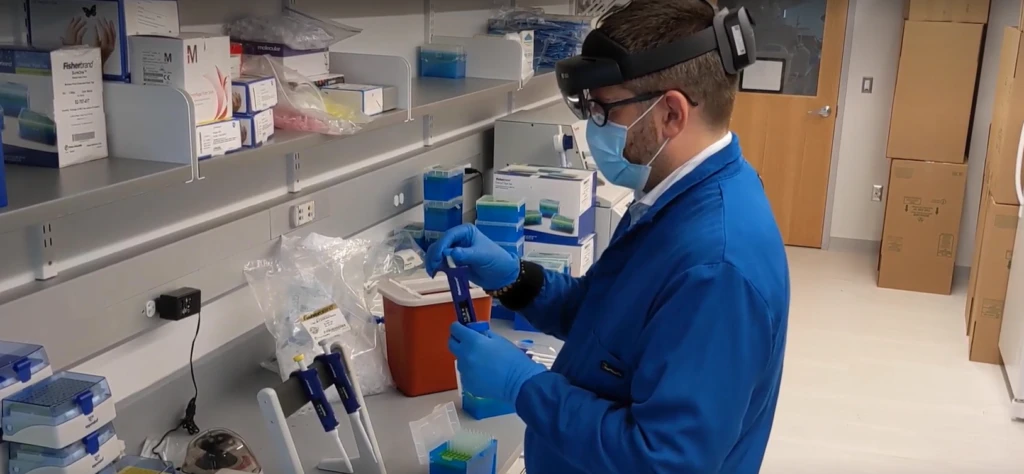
[0,159,190,235]
[412,76,521,117]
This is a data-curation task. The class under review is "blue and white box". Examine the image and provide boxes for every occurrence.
[493,165,596,245]
[0,46,107,168]
[524,234,594,277]
[238,40,329,78]
[231,75,277,115]
[27,0,181,81]
[237,109,273,148]
[195,119,241,159]
[321,83,398,116]
[7,423,122,474]
[2,372,116,449]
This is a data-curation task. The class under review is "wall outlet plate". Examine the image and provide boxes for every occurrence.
[290,200,316,228]
[861,77,874,94]
[872,185,884,202]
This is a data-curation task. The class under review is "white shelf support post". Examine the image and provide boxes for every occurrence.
[423,115,435,147]
[424,0,434,44]
[28,221,58,281]
[287,152,302,193]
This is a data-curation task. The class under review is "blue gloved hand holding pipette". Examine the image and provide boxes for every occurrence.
[448,322,546,404]
[425,224,519,290]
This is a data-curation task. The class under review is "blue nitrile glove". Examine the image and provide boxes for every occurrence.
[448,322,546,404]
[425,224,520,291]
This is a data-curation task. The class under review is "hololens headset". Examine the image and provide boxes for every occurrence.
[554,0,757,122]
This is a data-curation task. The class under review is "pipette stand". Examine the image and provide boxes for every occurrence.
[258,343,386,474]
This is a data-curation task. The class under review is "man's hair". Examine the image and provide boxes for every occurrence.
[599,0,739,129]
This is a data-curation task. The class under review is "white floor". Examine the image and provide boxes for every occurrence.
[761,247,1024,473]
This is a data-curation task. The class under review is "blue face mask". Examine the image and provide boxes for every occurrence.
[586,96,670,193]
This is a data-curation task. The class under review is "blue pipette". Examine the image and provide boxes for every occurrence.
[292,354,353,472]
[316,341,376,463]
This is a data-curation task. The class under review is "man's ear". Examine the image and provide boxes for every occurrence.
[661,90,690,139]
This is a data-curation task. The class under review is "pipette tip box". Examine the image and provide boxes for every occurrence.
[419,44,467,79]
[0,341,52,403]
[424,166,465,202]
[495,238,525,258]
[461,393,515,421]
[2,371,116,449]
[7,422,122,474]
[475,219,525,243]
[411,402,497,474]
[476,196,526,223]
[424,197,464,232]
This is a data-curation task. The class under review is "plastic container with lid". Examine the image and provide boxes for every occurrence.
[379,275,492,397]
[409,402,497,474]
[419,44,467,79]
[0,341,53,402]
[424,197,464,232]
[424,165,465,202]
[495,238,525,258]
[475,219,524,243]
[2,372,116,449]
[7,422,122,474]
[475,196,525,224]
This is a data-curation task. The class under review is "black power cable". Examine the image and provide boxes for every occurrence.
[151,310,202,458]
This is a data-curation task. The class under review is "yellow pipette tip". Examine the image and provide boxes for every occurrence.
[293,354,305,363]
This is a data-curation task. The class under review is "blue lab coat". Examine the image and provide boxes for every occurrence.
[515,135,790,474]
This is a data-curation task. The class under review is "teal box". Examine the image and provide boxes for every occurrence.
[462,392,515,420]
[496,237,525,257]
[476,195,526,223]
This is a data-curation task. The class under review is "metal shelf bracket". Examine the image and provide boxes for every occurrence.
[28,222,58,281]
[287,152,302,193]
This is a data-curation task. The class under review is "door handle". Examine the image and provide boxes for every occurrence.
[808,105,832,118]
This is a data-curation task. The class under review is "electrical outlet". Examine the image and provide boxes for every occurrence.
[872,185,884,202]
[862,77,874,93]
[290,200,316,227]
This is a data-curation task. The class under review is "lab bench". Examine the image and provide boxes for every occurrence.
[114,320,562,474]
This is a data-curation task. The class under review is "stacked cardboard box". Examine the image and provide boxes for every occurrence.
[879,2,986,295]
[965,23,1024,364]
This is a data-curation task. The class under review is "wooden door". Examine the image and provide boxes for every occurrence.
[720,0,849,248]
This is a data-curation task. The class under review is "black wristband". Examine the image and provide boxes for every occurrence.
[488,260,545,311]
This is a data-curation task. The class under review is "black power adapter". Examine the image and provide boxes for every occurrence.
[157,287,202,321]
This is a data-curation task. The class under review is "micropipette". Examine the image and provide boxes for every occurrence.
[441,255,478,326]
[316,341,377,464]
[292,354,353,473]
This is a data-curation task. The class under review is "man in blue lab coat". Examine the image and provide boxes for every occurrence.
[426,1,789,472]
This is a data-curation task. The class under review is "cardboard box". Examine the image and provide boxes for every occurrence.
[493,165,596,245]
[878,159,968,294]
[907,0,989,24]
[238,41,329,78]
[966,195,1018,363]
[28,0,180,81]
[195,119,241,159]
[237,109,274,148]
[129,34,232,125]
[0,46,107,168]
[231,75,277,115]
[886,21,983,163]
[321,84,398,116]
[987,27,1024,205]
[524,234,595,277]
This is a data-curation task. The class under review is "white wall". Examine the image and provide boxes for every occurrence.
[829,0,905,245]
[829,0,1019,268]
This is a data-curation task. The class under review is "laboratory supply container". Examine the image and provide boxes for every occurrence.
[495,238,525,258]
[424,197,464,232]
[424,230,444,249]
[475,219,525,243]
[524,210,541,226]
[7,423,122,474]
[2,372,116,449]
[379,275,492,397]
[0,341,52,403]
[475,196,526,223]
[424,166,465,202]
[419,44,467,79]
[410,402,497,474]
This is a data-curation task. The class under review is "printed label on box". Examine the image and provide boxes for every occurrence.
[130,34,232,125]
[0,46,107,168]
[239,109,274,148]
[232,76,278,114]
[494,165,596,245]
[196,119,241,158]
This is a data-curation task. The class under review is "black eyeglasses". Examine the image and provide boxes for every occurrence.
[587,90,699,127]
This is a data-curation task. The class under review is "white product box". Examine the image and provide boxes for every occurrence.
[0,46,107,168]
[493,165,596,245]
[230,41,242,78]
[308,73,346,88]
[27,0,180,81]
[594,181,633,259]
[524,234,595,277]
[231,75,277,115]
[491,30,534,82]
[237,109,273,148]
[321,83,397,116]
[129,33,232,125]
[238,40,329,78]
[195,119,241,159]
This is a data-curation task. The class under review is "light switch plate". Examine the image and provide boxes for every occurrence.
[861,77,873,94]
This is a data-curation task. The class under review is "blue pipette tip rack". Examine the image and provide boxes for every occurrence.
[0,341,49,391]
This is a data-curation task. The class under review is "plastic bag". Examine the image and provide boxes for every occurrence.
[488,7,593,69]
[224,8,362,51]
[242,55,369,135]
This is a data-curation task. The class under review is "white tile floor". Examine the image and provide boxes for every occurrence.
[761,248,1024,473]
[508,247,1024,473]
